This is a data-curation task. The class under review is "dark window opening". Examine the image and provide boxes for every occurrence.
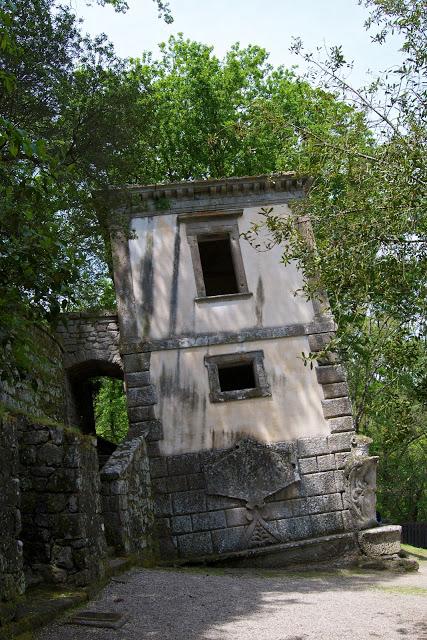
[198,235,238,296]
[218,362,256,392]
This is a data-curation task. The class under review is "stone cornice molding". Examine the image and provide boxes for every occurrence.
[97,172,309,221]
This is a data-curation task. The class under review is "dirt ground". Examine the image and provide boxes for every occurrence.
[35,552,427,640]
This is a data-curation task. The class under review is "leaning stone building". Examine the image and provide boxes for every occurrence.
[102,172,399,563]
[0,173,402,618]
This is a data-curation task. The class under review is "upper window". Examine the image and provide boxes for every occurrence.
[180,211,250,301]
[197,234,238,296]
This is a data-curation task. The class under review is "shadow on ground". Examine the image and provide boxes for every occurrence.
[35,558,427,640]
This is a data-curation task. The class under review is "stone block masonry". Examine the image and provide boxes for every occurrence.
[18,417,107,587]
[148,435,354,560]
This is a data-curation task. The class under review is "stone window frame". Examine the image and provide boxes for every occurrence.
[204,350,271,403]
[180,210,250,303]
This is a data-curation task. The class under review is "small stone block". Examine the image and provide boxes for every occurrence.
[127,386,157,407]
[275,515,312,541]
[316,365,346,385]
[263,500,293,521]
[322,397,352,419]
[317,454,336,472]
[310,512,344,536]
[186,473,205,490]
[172,490,206,515]
[211,527,245,553]
[170,515,193,534]
[167,453,201,476]
[154,494,173,516]
[166,475,187,493]
[191,510,226,532]
[125,371,150,388]
[123,352,150,372]
[149,457,168,479]
[328,416,355,434]
[328,432,353,453]
[335,452,350,469]
[358,525,401,556]
[306,492,343,514]
[67,611,128,629]
[322,382,349,399]
[297,437,329,458]
[298,457,318,474]
[176,531,213,556]
[301,471,336,496]
[308,332,335,352]
[128,405,155,423]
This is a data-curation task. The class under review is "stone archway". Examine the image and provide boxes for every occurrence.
[55,312,125,465]
[66,358,123,438]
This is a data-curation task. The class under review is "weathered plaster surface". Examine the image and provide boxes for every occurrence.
[150,336,329,455]
[128,204,315,341]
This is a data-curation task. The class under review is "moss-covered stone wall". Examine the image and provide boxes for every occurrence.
[18,417,107,587]
[0,414,25,604]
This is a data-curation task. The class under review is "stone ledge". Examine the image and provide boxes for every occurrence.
[163,531,358,567]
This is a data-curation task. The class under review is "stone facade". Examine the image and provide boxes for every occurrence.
[150,433,354,560]
[101,436,153,554]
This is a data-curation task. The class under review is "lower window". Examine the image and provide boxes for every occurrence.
[204,350,271,403]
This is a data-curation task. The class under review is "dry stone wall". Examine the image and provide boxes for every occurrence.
[0,415,25,606]
[101,436,153,554]
[56,312,121,373]
[0,328,67,423]
[18,418,107,587]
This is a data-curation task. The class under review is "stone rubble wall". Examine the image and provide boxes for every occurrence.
[18,417,107,587]
[0,415,25,604]
[56,312,121,373]
[0,327,67,423]
[101,436,153,555]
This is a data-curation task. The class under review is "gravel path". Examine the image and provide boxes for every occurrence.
[36,558,427,640]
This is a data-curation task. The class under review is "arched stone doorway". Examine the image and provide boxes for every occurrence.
[66,358,127,467]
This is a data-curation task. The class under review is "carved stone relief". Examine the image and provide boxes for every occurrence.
[204,438,299,549]
[344,453,378,530]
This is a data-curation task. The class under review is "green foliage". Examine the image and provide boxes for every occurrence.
[249,0,427,522]
[93,378,128,444]
[0,0,153,383]
[127,36,359,183]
